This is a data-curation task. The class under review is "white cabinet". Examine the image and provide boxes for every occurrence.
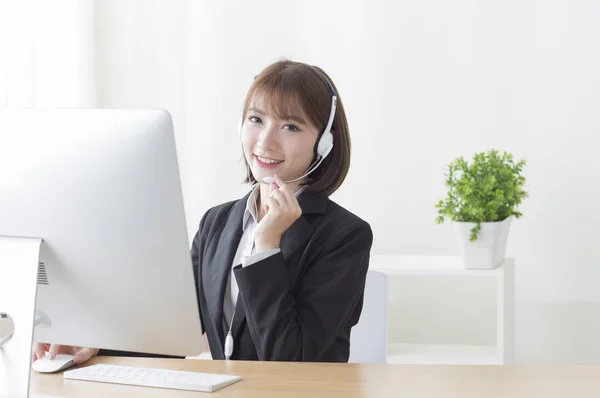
[370,255,515,365]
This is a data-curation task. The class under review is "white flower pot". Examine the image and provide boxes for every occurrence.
[453,216,512,269]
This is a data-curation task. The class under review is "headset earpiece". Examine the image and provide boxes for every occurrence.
[315,85,337,159]
[317,130,334,159]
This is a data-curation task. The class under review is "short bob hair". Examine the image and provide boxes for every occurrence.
[241,59,350,197]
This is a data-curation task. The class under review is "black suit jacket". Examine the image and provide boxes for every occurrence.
[192,189,373,362]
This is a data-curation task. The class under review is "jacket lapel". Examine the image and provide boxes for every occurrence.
[230,284,246,340]
[209,193,248,350]
[230,190,328,339]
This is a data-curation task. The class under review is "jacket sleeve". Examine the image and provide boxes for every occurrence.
[233,221,373,362]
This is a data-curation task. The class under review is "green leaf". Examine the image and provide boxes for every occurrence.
[435,149,528,241]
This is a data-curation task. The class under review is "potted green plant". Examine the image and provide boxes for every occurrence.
[435,149,528,269]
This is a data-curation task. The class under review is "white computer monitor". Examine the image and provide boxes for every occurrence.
[0,108,204,356]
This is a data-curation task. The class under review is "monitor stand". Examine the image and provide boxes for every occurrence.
[0,236,43,398]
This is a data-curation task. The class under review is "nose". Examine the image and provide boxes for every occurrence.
[255,122,279,152]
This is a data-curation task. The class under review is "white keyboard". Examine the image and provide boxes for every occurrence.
[63,364,242,393]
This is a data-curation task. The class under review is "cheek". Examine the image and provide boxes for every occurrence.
[284,136,316,164]
[241,128,257,153]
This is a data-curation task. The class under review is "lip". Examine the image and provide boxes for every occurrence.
[254,154,283,169]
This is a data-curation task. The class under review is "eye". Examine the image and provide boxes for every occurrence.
[248,115,262,123]
[283,124,300,132]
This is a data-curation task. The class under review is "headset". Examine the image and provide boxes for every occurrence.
[239,70,337,185]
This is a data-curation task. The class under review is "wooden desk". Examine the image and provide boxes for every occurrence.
[30,356,600,397]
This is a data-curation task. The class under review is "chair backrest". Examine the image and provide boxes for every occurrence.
[349,269,388,364]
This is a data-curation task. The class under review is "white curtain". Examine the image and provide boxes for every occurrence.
[0,0,95,107]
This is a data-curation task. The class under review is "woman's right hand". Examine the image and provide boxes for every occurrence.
[32,342,99,365]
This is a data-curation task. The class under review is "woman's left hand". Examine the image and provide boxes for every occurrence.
[254,174,302,252]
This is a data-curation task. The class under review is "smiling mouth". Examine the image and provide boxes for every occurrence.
[255,155,283,166]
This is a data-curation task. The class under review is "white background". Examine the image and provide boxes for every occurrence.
[2,0,599,364]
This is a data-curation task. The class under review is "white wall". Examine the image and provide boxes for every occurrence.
[0,0,96,107]
[92,0,600,364]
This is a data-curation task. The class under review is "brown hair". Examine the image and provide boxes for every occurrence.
[241,59,350,197]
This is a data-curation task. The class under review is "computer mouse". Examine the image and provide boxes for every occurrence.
[32,354,76,373]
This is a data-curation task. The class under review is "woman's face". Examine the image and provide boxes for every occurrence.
[241,96,320,185]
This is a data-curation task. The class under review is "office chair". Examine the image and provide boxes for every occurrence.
[349,270,389,364]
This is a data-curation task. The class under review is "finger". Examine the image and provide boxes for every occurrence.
[31,343,46,361]
[269,188,288,208]
[273,174,286,190]
[73,347,99,364]
[274,179,301,216]
[48,344,61,360]
[41,343,51,359]
[264,185,281,212]
[266,196,280,214]
[36,345,48,360]
[273,174,296,201]
[32,347,39,363]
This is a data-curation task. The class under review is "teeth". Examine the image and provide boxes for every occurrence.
[257,156,281,165]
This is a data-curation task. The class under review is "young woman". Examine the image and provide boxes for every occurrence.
[33,59,373,364]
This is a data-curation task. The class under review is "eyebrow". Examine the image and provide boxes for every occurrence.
[248,107,306,125]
